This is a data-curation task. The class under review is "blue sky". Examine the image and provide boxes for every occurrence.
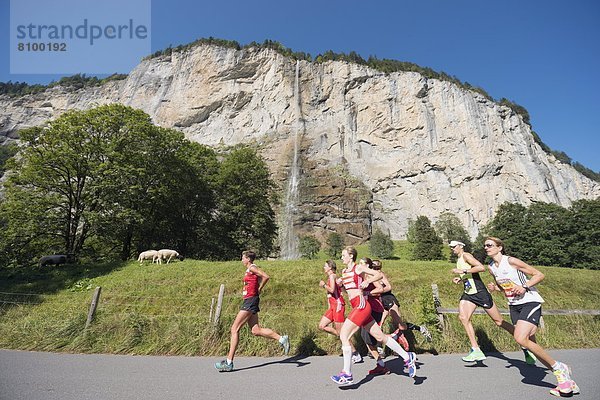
[2,0,599,171]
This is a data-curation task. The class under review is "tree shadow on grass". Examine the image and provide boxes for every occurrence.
[296,330,329,356]
[0,260,126,314]
[404,328,439,355]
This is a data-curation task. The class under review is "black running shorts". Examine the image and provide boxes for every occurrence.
[240,296,260,314]
[509,302,543,326]
[460,290,494,309]
[380,293,400,310]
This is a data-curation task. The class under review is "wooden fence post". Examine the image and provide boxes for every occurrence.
[213,284,225,327]
[209,297,215,323]
[85,286,102,329]
[431,283,444,329]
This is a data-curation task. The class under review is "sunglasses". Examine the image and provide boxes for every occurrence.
[484,243,496,248]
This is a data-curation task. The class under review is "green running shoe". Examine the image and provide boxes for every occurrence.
[462,348,486,362]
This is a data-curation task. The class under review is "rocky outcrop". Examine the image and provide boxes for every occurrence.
[1,43,598,242]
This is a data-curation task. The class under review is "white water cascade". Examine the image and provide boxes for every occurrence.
[279,60,303,259]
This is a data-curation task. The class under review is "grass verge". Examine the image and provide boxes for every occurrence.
[1,256,599,356]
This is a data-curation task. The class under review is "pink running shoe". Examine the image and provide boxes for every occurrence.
[549,380,580,397]
[551,369,574,396]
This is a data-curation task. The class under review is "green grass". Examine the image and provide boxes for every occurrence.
[1,254,599,357]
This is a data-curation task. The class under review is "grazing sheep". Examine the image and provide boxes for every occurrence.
[39,255,68,267]
[157,249,184,264]
[138,250,160,265]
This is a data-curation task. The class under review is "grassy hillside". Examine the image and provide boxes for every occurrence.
[1,249,599,357]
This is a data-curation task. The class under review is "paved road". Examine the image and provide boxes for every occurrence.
[1,349,598,400]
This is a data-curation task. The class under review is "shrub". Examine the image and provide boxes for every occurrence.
[369,227,395,259]
[411,216,444,260]
[299,235,320,259]
[325,232,344,258]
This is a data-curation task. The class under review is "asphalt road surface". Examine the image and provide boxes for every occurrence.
[1,348,599,400]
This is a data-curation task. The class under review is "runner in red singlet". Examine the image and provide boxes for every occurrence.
[318,260,346,335]
[330,246,417,385]
[215,250,290,372]
[371,259,432,352]
[318,259,361,360]
[356,257,391,376]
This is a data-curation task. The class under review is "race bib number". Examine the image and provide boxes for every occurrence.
[496,278,517,298]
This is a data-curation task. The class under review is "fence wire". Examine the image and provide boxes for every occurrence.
[0,287,329,321]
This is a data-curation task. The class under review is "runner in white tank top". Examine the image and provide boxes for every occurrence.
[488,254,544,305]
[484,237,579,397]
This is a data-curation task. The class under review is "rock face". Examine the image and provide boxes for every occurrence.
[1,43,598,244]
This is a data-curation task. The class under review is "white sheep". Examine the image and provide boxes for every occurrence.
[39,255,68,267]
[157,249,184,264]
[137,250,160,265]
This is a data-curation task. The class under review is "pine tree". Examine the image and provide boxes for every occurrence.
[369,227,395,259]
[411,216,443,260]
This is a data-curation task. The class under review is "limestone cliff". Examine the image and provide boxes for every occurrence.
[1,44,598,243]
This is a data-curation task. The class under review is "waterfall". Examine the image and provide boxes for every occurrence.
[279,60,302,259]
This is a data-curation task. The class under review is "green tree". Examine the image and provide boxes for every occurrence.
[0,142,18,177]
[90,121,212,260]
[523,202,571,267]
[369,227,395,259]
[411,216,443,260]
[125,139,219,258]
[471,231,488,263]
[483,202,529,259]
[325,232,344,258]
[484,202,572,266]
[567,199,600,269]
[0,104,220,265]
[434,212,472,262]
[213,146,278,259]
[0,106,145,262]
[299,235,320,259]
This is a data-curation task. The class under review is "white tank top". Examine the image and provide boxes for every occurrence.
[488,255,544,306]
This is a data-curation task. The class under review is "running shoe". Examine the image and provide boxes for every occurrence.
[214,360,234,372]
[551,369,574,396]
[550,380,580,397]
[419,325,432,342]
[404,351,417,378]
[280,335,290,355]
[523,349,537,365]
[331,371,353,385]
[556,362,573,381]
[377,346,386,358]
[461,348,486,362]
[351,352,363,364]
[368,364,391,375]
